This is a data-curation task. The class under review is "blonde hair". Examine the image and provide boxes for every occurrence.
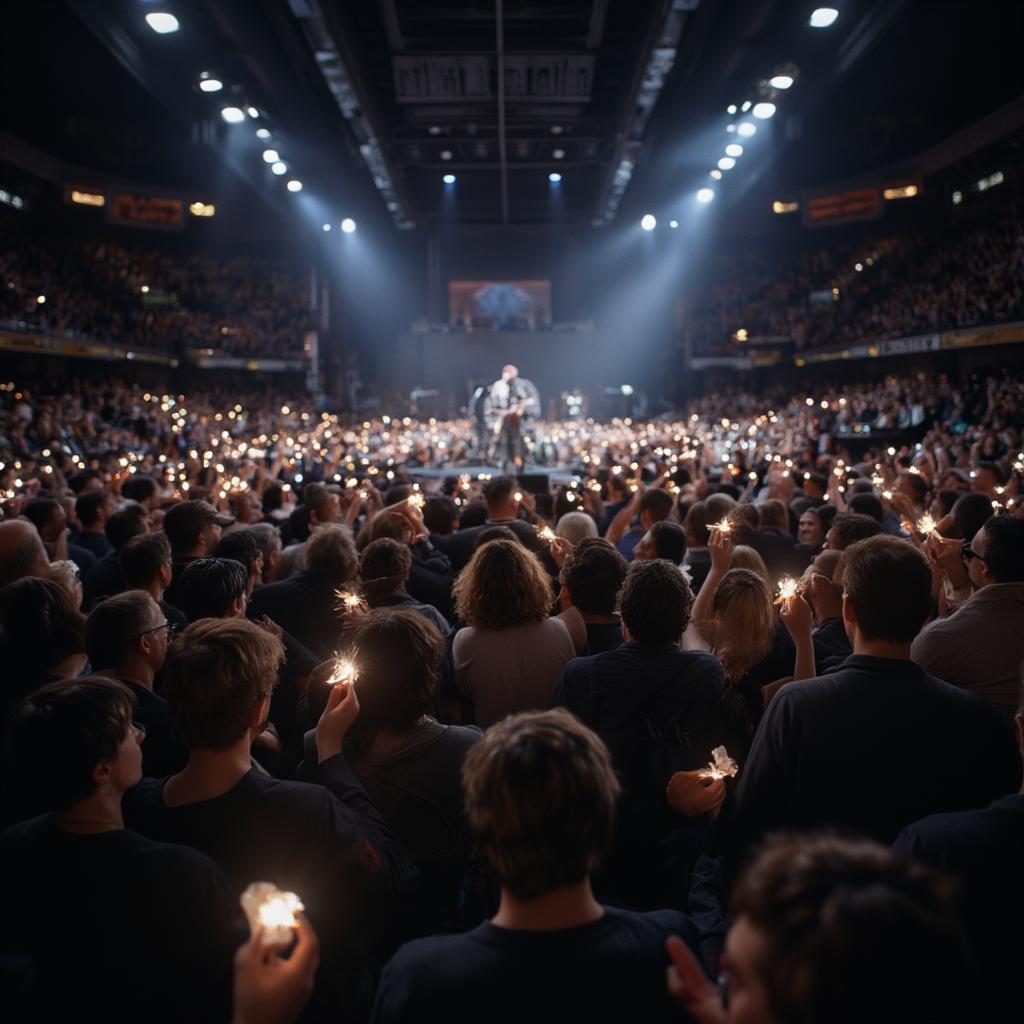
[453,539,553,630]
[710,568,774,683]
[731,545,769,581]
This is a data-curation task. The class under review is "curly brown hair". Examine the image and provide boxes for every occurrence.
[453,538,553,630]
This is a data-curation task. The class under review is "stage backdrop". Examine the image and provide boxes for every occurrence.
[393,329,639,417]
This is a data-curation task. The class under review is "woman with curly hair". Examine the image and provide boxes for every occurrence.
[451,539,574,727]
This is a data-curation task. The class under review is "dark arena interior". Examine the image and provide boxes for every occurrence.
[1,2,1023,1022]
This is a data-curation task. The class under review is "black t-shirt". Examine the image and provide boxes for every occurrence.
[371,906,700,1024]
[0,816,242,1023]
[583,619,624,656]
[120,679,188,777]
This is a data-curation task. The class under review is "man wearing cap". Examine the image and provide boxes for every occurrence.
[161,500,235,609]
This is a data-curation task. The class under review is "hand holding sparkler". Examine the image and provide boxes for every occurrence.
[698,745,740,781]
[707,524,733,575]
[240,883,305,949]
[666,770,727,818]
[536,523,557,544]
[315,658,360,762]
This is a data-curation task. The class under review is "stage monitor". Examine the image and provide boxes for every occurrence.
[449,280,551,330]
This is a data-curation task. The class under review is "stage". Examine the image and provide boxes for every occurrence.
[405,463,581,492]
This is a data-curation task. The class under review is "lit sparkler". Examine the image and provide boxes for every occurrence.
[240,883,304,947]
[698,746,740,781]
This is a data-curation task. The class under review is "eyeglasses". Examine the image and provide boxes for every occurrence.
[138,620,179,639]
[960,543,988,565]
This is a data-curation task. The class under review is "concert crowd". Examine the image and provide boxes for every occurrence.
[0,365,1022,1023]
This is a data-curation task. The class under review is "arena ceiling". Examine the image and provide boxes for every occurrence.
[3,1,1022,231]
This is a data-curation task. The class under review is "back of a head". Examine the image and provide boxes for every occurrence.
[842,535,932,643]
[86,590,157,671]
[162,500,209,553]
[847,492,884,524]
[476,524,519,548]
[561,537,627,616]
[0,519,48,588]
[163,617,284,750]
[759,499,789,533]
[105,503,149,551]
[705,493,737,525]
[733,833,969,1024]
[75,490,109,528]
[247,522,282,563]
[453,538,551,630]
[899,470,931,504]
[483,475,516,510]
[731,545,769,581]
[304,523,358,582]
[980,515,1024,583]
[0,575,86,678]
[23,497,60,533]
[684,500,711,547]
[649,520,687,564]
[730,503,760,535]
[360,537,411,598]
[710,568,774,681]
[383,483,413,507]
[303,482,333,521]
[829,512,883,550]
[618,558,694,645]
[120,532,171,588]
[214,529,261,575]
[345,608,444,741]
[639,488,673,523]
[175,557,247,621]
[120,475,158,506]
[461,709,620,900]
[555,510,598,544]
[10,676,136,812]
[950,491,995,542]
[368,510,412,545]
[423,495,458,536]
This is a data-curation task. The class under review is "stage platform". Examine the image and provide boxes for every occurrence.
[404,463,579,491]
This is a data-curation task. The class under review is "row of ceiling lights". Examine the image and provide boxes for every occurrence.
[642,7,840,226]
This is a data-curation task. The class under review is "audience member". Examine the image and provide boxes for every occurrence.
[360,537,450,633]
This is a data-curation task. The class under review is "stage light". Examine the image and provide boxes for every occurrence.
[189,201,215,217]
[262,149,280,163]
[70,189,105,207]
[669,219,679,229]
[145,12,179,34]
[441,150,453,160]
[286,180,302,192]
[553,148,565,159]
[640,214,657,231]
[341,218,357,233]
[443,174,456,184]
[256,128,271,140]
[429,125,441,135]
[247,107,259,119]
[36,294,46,304]
[271,161,287,175]
[549,172,562,183]
[727,104,737,115]
[198,73,223,93]
[725,143,743,157]
[551,125,564,134]
[726,124,736,133]
[322,223,331,232]
[741,100,752,112]
[753,102,776,119]
[696,188,715,204]
[141,285,150,293]
[769,74,794,89]
[220,106,246,124]
[710,169,722,179]
[810,8,839,28]
[772,199,799,214]
[718,156,735,170]
[855,262,864,272]
[737,121,757,137]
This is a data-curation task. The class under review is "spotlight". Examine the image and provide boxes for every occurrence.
[810,8,839,28]
[725,143,743,157]
[727,104,737,115]
[855,262,863,272]
[198,72,223,93]
[549,172,562,183]
[256,128,271,140]
[247,107,259,119]
[220,106,246,124]
[640,214,657,231]
[769,74,794,89]
[553,148,565,159]
[696,188,715,204]
[669,219,679,229]
[145,12,179,34]
[341,218,357,234]
[551,125,564,134]
[322,223,331,232]
[752,102,776,119]
[718,156,735,170]
[741,100,752,112]
[441,150,453,160]
[286,180,302,192]
[737,121,757,138]
[443,174,456,184]
[429,125,441,135]
[262,149,280,163]
[271,161,287,175]
[710,169,723,180]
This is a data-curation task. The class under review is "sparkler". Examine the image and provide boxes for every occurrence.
[698,746,740,781]
[776,576,799,604]
[335,588,366,613]
[407,492,425,510]
[711,516,732,535]
[240,883,304,948]
[326,653,359,686]
[916,513,940,538]
[536,524,557,543]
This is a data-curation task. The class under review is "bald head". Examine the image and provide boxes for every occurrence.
[0,520,49,589]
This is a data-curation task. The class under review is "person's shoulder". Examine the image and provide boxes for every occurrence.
[440,722,483,748]
[678,648,725,676]
[383,926,488,978]
[1,813,52,849]
[602,905,692,941]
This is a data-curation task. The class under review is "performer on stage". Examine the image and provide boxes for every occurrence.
[485,364,540,470]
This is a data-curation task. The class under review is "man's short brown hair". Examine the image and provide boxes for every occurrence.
[304,524,359,582]
[163,618,283,750]
[462,709,620,900]
[828,512,883,550]
[560,538,627,616]
[618,558,694,645]
[841,535,932,643]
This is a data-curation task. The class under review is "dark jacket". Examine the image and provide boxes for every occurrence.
[247,569,346,659]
